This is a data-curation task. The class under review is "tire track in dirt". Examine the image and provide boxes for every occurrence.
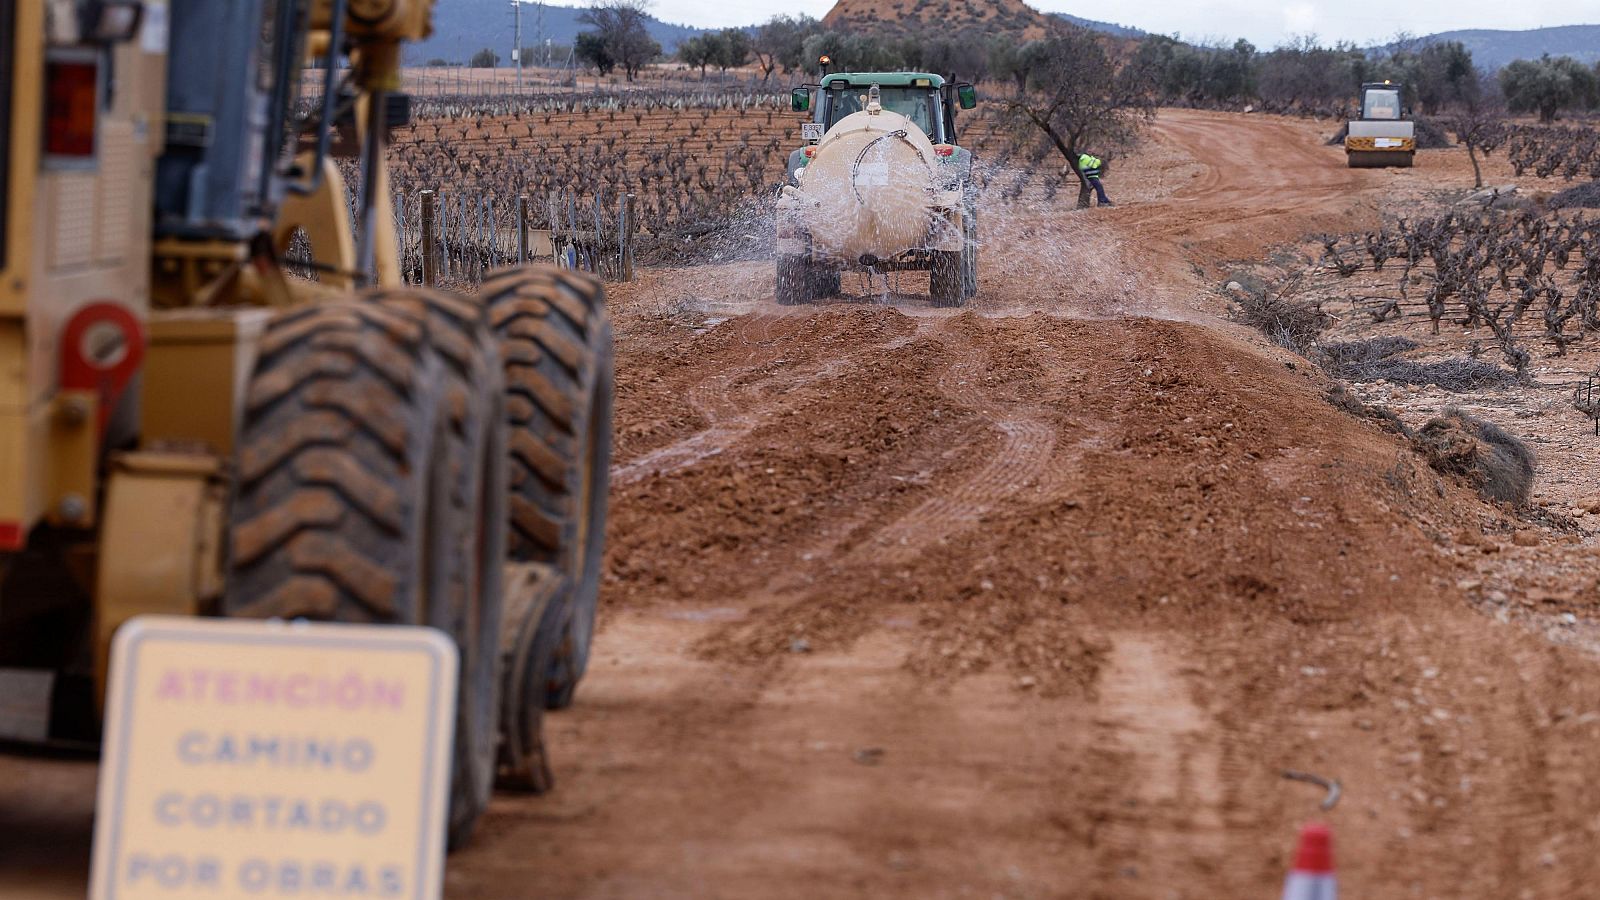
[1087,635,1226,887]
[867,322,1058,557]
[767,314,1060,574]
[613,312,928,487]
[687,314,1076,668]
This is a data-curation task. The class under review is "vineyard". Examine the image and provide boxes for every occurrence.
[1441,120,1600,183]
[1302,209,1600,386]
[1505,125,1600,184]
[365,88,1054,284]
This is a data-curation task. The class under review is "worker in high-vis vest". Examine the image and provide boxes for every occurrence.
[1077,152,1113,207]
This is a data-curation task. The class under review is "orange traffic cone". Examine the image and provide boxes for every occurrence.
[1281,821,1337,900]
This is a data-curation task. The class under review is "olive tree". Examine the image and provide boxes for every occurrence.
[677,34,714,78]
[1004,26,1158,208]
[577,0,661,82]
[711,28,751,75]
[1499,55,1599,124]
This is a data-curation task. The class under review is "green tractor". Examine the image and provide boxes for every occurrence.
[776,72,979,307]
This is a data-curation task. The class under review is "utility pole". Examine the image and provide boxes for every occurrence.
[510,0,523,90]
[535,3,545,67]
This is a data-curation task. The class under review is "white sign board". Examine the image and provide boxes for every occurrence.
[90,616,457,900]
[800,123,824,142]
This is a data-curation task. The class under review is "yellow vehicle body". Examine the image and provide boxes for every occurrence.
[1345,82,1416,169]
[0,0,424,700]
[0,0,616,848]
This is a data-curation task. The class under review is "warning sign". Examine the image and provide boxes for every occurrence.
[90,616,457,899]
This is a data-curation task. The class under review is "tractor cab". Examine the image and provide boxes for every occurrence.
[791,72,976,145]
[822,73,946,141]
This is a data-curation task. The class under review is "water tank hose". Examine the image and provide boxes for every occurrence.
[850,129,914,203]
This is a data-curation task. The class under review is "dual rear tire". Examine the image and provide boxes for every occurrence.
[223,267,613,849]
[931,209,979,308]
[776,255,840,306]
[781,208,977,308]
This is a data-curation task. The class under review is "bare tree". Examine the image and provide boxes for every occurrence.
[1004,27,1157,208]
[752,15,819,83]
[1447,96,1507,189]
[578,0,661,83]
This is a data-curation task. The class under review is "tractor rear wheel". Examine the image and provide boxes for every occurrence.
[479,266,613,710]
[961,206,979,299]
[776,255,814,305]
[810,266,841,300]
[223,289,508,850]
[930,249,965,308]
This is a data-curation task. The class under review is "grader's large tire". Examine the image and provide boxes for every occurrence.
[930,249,965,308]
[495,566,571,792]
[223,290,508,851]
[479,267,613,710]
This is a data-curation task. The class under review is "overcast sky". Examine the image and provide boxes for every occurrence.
[642,0,1600,49]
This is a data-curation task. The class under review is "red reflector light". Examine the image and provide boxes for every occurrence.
[0,521,22,551]
[803,147,815,158]
[61,302,145,435]
[934,145,955,157]
[46,58,98,158]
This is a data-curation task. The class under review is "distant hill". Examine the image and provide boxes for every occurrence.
[1053,12,1145,39]
[408,0,706,64]
[1403,24,1600,70]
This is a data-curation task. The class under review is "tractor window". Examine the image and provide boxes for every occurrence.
[0,0,12,270]
[825,86,944,142]
[1363,89,1401,121]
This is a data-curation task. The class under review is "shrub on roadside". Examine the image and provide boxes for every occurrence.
[1411,409,1534,505]
[1314,337,1516,391]
[1231,286,1329,354]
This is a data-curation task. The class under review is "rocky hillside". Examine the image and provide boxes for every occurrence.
[821,0,1053,38]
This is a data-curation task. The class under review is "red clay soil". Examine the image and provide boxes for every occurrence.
[8,111,1600,899]
[450,110,1600,898]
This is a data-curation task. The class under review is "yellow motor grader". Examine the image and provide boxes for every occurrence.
[0,0,613,847]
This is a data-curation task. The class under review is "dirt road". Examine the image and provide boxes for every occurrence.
[8,111,1600,899]
[453,110,1600,898]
